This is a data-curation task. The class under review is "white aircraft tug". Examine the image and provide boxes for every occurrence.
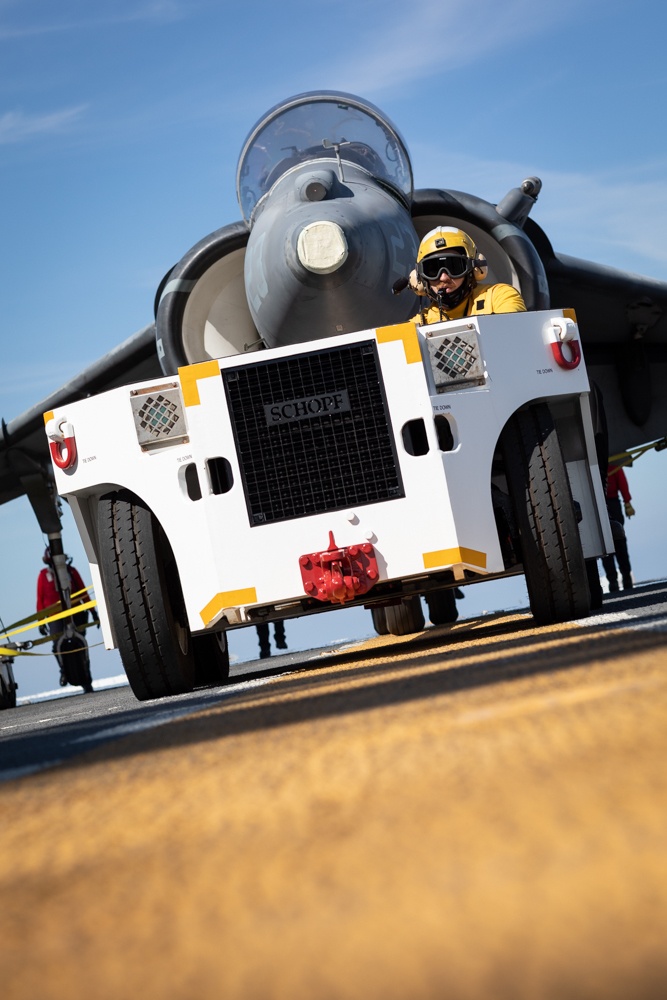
[45,309,612,700]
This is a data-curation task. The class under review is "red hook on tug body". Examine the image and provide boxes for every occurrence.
[545,316,581,371]
[300,530,380,604]
[46,417,77,470]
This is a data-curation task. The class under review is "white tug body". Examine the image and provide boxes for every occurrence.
[46,310,612,700]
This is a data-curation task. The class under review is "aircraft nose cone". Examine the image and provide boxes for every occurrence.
[297,221,348,275]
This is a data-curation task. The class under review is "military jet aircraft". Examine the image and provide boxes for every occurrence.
[1,90,665,550]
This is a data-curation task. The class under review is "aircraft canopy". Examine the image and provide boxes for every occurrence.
[236,90,414,222]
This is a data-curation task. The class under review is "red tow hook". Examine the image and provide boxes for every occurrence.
[300,531,379,604]
[46,418,78,471]
[550,339,581,370]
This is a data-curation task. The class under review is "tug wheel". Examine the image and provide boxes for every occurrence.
[501,403,590,625]
[384,596,425,636]
[193,631,231,686]
[370,606,389,635]
[97,492,196,701]
[425,588,459,625]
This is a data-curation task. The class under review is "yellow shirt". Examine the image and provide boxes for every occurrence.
[411,283,526,325]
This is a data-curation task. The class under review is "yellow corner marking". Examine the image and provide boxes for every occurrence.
[423,547,487,570]
[376,322,422,364]
[43,410,54,424]
[563,308,577,323]
[200,587,258,626]
[178,360,221,407]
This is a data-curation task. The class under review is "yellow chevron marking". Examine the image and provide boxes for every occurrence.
[423,547,487,570]
[376,322,422,364]
[200,587,258,626]
[179,360,221,407]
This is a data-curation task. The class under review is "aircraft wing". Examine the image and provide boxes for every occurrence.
[524,217,667,452]
[0,323,163,528]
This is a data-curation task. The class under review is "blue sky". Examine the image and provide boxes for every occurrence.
[1,0,665,697]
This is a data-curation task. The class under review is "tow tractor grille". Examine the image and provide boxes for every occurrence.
[223,340,404,525]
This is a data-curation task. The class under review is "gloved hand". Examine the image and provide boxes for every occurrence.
[38,623,48,636]
[624,501,635,517]
[92,612,100,629]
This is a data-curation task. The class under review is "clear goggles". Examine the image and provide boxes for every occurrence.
[418,253,471,281]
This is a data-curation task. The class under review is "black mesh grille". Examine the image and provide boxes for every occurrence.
[223,341,404,525]
[433,336,478,379]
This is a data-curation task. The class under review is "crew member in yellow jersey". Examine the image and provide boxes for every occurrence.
[409,226,526,324]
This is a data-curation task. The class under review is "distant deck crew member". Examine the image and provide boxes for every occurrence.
[256,620,287,660]
[601,465,635,591]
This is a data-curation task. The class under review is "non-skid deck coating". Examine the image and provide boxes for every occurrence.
[2,603,667,1000]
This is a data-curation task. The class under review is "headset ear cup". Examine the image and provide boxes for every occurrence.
[408,268,428,296]
[473,255,488,282]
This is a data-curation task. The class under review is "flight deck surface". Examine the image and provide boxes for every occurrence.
[2,581,666,1000]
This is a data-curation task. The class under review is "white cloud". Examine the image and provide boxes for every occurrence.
[316,0,585,98]
[0,105,88,143]
[0,1,189,39]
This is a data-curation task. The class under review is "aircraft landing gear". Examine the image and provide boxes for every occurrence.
[55,630,94,693]
[0,646,19,709]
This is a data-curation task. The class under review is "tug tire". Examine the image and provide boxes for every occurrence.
[384,596,425,636]
[501,404,590,625]
[425,588,459,625]
[97,492,196,701]
[370,606,389,635]
[193,631,231,686]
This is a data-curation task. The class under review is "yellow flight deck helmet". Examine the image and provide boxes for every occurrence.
[413,226,488,307]
[417,226,478,265]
